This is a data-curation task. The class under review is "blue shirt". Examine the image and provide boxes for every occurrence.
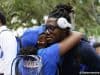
[18,44,60,75]
[38,44,60,75]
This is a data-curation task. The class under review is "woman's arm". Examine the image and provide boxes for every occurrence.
[59,31,83,55]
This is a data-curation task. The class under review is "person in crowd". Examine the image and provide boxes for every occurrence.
[45,3,100,74]
[19,29,82,75]
[93,42,100,55]
[0,11,17,75]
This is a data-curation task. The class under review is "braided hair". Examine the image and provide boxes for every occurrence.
[48,3,74,23]
[19,46,38,55]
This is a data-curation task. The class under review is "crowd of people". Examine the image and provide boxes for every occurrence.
[0,3,100,75]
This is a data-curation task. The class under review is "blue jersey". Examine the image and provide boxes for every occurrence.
[18,27,60,75]
[18,44,60,75]
[38,44,60,75]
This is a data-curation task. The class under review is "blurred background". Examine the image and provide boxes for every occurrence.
[0,0,100,41]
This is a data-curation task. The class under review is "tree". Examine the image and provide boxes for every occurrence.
[0,0,99,35]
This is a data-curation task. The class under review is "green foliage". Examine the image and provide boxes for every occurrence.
[0,0,99,35]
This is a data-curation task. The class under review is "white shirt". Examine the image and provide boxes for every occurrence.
[0,26,17,75]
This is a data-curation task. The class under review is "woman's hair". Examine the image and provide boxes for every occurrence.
[48,3,74,23]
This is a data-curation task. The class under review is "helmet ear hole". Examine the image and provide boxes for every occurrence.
[57,17,72,29]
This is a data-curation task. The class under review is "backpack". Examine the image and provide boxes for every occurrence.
[11,46,43,75]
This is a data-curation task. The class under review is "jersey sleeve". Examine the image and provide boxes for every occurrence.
[38,43,60,63]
